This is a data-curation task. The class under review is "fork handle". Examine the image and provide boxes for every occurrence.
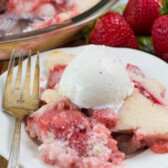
[7,118,21,168]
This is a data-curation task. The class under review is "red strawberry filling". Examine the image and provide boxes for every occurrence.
[2,0,93,34]
[126,63,145,77]
[8,0,74,15]
[48,65,66,89]
[114,132,168,155]
[127,64,167,105]
[8,0,41,13]
[26,97,124,168]
[89,108,117,129]
[129,134,168,154]
[69,132,89,156]
[150,140,168,154]
[133,80,167,105]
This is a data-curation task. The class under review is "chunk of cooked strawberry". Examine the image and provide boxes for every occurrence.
[89,109,117,129]
[48,65,66,89]
[93,123,111,138]
[8,0,41,13]
[126,63,145,77]
[107,138,125,165]
[42,153,56,165]
[26,104,50,140]
[110,150,125,166]
[128,66,167,104]
[69,133,89,156]
[150,140,168,154]
[39,97,90,139]
[40,110,89,140]
[26,97,89,141]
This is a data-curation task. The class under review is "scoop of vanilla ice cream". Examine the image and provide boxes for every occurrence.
[59,45,134,108]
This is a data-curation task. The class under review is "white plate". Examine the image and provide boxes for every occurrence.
[1,45,168,168]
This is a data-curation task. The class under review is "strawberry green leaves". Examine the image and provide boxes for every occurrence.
[160,0,168,15]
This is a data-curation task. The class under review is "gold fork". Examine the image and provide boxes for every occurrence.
[2,51,40,168]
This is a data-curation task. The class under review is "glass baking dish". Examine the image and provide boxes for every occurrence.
[0,0,118,60]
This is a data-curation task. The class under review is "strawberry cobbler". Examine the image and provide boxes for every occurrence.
[26,46,168,167]
[0,0,100,34]
[27,97,124,168]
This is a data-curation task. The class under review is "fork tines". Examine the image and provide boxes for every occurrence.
[2,50,40,168]
[4,51,40,103]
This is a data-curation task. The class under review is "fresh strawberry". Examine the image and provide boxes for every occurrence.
[89,108,117,129]
[89,12,138,49]
[123,0,161,35]
[48,65,66,89]
[152,15,168,62]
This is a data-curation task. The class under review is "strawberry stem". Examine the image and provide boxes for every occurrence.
[137,36,155,54]
[75,20,96,43]
[112,5,126,14]
[166,0,168,8]
[160,0,168,15]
